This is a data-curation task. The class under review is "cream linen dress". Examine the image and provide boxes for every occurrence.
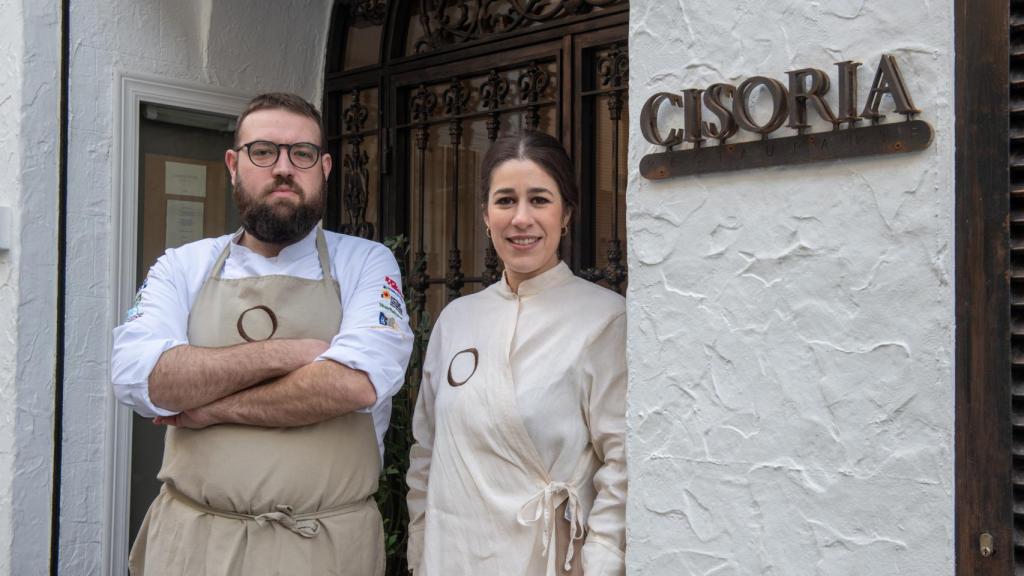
[407,262,627,576]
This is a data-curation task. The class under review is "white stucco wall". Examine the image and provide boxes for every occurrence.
[0,1,22,569]
[64,1,332,572]
[626,2,954,575]
[0,0,62,573]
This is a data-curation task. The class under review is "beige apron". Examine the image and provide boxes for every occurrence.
[130,229,384,576]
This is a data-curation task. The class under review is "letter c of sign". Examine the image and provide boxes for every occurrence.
[640,92,685,148]
[236,305,279,342]
[447,348,479,387]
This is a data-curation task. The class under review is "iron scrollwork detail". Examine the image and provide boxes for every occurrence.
[579,238,626,292]
[598,43,628,88]
[480,69,509,286]
[480,69,510,141]
[410,84,438,126]
[341,89,375,239]
[598,43,628,120]
[442,78,471,119]
[443,78,470,301]
[518,62,550,130]
[344,0,388,26]
[409,84,437,325]
[482,243,501,286]
[415,0,625,53]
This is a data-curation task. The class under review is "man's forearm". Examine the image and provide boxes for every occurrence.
[193,359,377,428]
[148,339,329,412]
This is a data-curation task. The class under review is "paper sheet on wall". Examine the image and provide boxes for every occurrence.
[165,161,207,198]
[165,199,204,249]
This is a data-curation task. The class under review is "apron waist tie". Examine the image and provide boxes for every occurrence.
[164,484,368,539]
[516,481,585,572]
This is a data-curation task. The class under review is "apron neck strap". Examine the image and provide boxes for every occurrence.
[314,228,334,283]
[207,230,240,281]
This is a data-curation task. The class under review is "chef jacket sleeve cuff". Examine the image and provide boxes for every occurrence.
[318,334,412,413]
[111,335,185,418]
[582,536,625,576]
[116,384,180,418]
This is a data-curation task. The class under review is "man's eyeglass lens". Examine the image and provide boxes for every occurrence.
[245,141,320,169]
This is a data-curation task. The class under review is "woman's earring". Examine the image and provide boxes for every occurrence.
[486,227,492,239]
[561,224,569,237]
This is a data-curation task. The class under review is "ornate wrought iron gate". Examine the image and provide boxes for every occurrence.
[324,3,628,571]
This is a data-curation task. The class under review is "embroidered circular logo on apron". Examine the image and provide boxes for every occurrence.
[447,348,479,387]
[236,305,279,342]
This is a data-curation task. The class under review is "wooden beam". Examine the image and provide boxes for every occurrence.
[955,0,1012,573]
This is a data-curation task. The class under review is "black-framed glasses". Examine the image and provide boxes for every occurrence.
[235,140,323,169]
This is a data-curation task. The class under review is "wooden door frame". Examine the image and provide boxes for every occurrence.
[954,0,1012,574]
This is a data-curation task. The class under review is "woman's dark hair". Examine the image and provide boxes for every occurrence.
[479,131,578,214]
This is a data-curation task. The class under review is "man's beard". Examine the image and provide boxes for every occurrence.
[233,174,326,245]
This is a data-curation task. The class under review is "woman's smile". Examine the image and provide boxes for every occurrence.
[507,235,542,248]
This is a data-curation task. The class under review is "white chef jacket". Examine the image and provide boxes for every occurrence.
[407,261,627,576]
[111,226,413,458]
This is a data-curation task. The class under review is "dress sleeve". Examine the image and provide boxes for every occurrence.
[319,243,413,410]
[581,312,627,576]
[110,252,190,418]
[405,320,444,574]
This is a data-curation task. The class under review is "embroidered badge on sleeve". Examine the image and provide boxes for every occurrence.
[378,311,398,330]
[377,275,406,330]
[124,277,148,322]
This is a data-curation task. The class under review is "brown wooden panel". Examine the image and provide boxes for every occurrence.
[955,0,1012,574]
[141,154,228,274]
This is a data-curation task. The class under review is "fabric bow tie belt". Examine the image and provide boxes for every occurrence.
[517,481,586,572]
[165,485,365,539]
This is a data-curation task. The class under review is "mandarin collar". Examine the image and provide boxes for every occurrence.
[495,260,574,298]
[230,226,319,263]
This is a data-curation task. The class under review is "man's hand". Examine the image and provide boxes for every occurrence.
[148,338,331,412]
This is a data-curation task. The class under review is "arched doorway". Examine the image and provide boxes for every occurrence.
[324,2,628,571]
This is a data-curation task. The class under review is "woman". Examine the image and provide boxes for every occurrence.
[406,131,626,576]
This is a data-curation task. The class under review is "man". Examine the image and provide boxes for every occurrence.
[112,93,412,576]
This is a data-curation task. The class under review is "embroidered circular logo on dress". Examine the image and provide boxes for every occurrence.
[447,348,479,387]
[236,305,279,342]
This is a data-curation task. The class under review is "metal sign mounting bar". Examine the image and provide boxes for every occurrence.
[639,119,933,180]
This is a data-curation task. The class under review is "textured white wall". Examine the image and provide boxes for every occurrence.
[626,2,954,575]
[0,1,22,569]
[0,1,22,573]
[64,1,332,572]
[0,0,62,573]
